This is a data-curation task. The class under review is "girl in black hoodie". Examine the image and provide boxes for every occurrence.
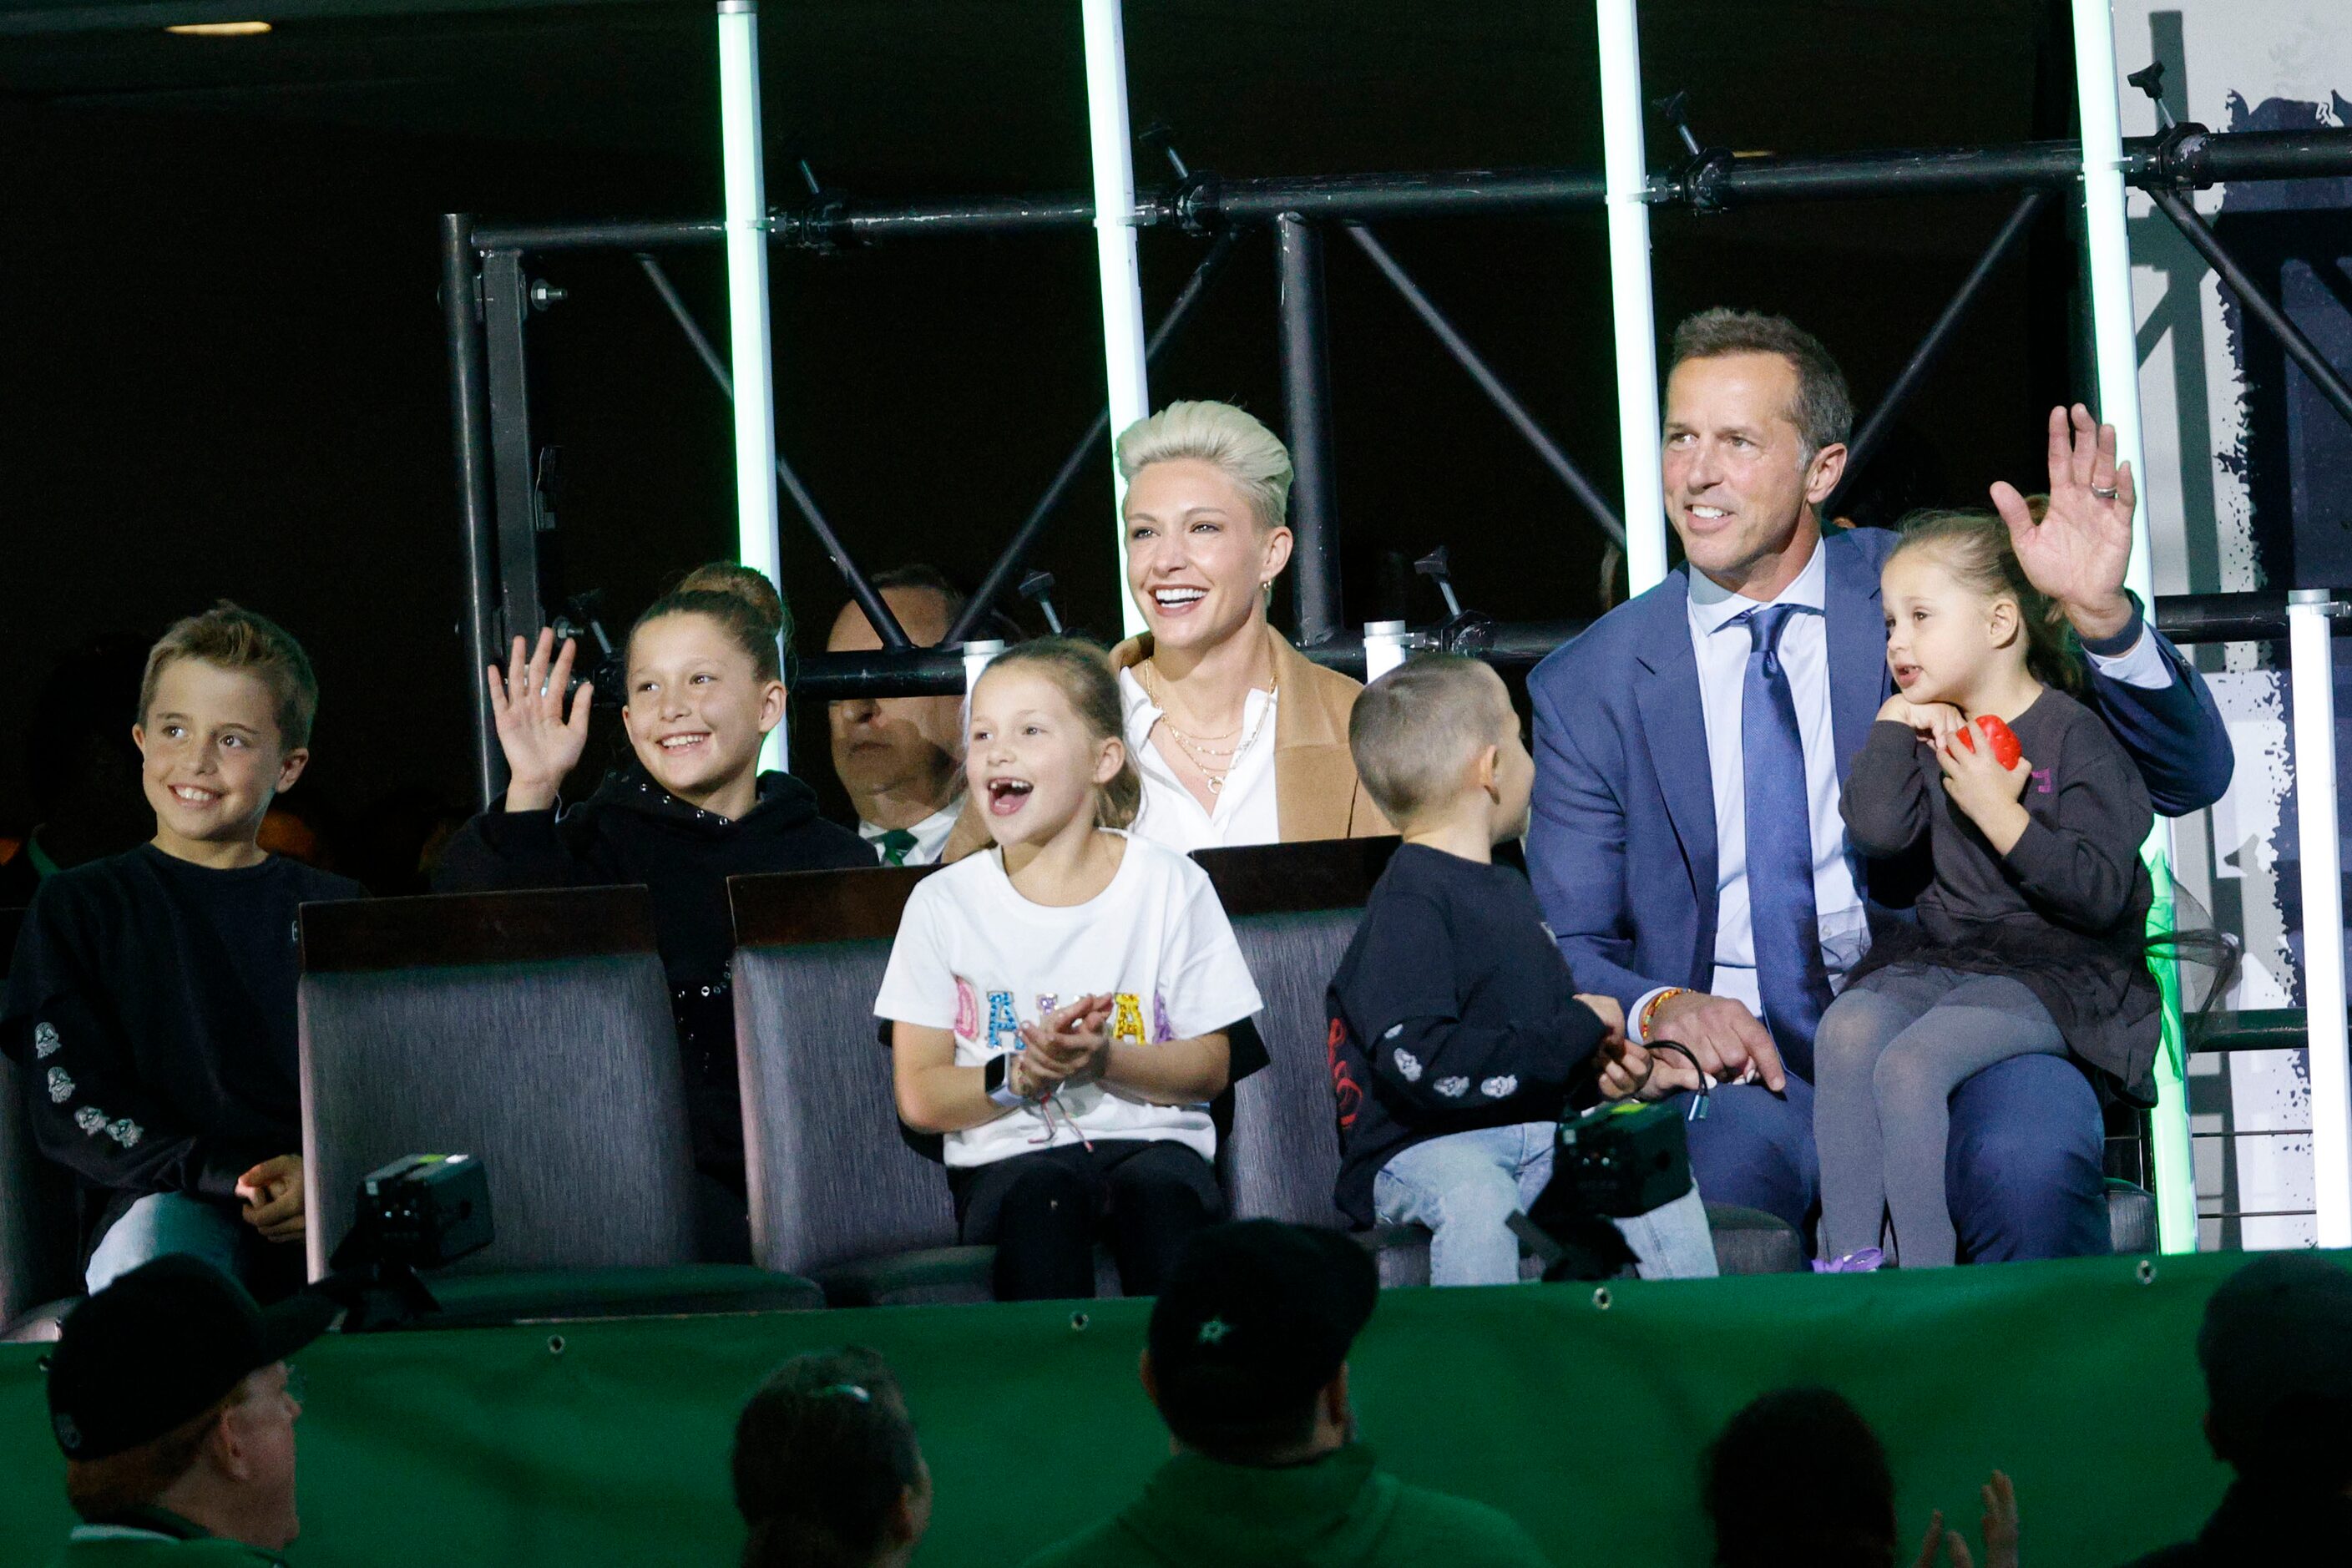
[438,564,872,1258]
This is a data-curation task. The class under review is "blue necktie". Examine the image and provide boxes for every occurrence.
[1734,602,1832,1080]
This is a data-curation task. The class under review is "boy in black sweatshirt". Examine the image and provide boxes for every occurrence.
[3,605,363,1297]
[1327,655,1717,1286]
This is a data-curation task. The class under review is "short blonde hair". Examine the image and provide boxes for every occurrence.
[1115,401,1293,533]
[139,603,318,751]
[1348,655,1511,827]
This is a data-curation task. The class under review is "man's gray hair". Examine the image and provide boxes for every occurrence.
[1116,401,1294,533]
[1668,308,1854,458]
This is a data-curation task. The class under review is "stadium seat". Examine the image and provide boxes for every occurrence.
[1201,838,1807,1280]
[730,866,1124,1306]
[298,886,820,1321]
[1,907,83,1342]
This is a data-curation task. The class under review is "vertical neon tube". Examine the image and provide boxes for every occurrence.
[2072,0,2193,1249]
[1596,0,1667,594]
[2289,590,2352,1247]
[1080,0,1151,637]
[718,0,787,769]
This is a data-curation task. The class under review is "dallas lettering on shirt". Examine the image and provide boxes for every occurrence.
[952,977,1174,1053]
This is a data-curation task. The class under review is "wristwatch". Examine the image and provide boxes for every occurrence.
[984,1053,1029,1111]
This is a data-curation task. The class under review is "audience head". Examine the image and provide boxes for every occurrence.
[1349,655,1528,843]
[1142,1219,1379,1468]
[1117,402,1295,660]
[1662,309,1852,594]
[21,634,152,867]
[967,638,1140,849]
[827,567,969,826]
[1705,1387,1897,1568]
[48,1257,331,1550]
[732,1347,930,1568]
[2197,1251,2352,1492]
[624,562,790,805]
[1884,508,2081,704]
[134,604,318,853]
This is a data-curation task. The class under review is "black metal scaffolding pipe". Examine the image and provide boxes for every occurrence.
[633,255,912,650]
[1827,188,2048,516]
[478,249,544,650]
[1343,224,1625,546]
[636,254,733,392]
[943,226,1245,647]
[461,128,2352,254]
[1277,215,1343,647]
[441,215,505,809]
[2149,189,2352,434]
[793,591,2349,700]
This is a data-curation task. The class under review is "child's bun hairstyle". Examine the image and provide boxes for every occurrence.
[631,561,790,683]
[731,1347,922,1568]
[138,601,319,751]
[1890,508,2084,693]
[977,637,1142,830]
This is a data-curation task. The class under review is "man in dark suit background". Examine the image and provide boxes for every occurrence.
[1526,309,2233,1260]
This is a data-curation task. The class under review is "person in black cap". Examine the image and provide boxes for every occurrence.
[2119,1251,2352,1565]
[1017,1218,1551,1568]
[43,1255,335,1565]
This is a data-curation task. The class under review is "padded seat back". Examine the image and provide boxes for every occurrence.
[730,867,954,1277]
[2,906,79,1325]
[1192,840,1397,1230]
[298,888,698,1278]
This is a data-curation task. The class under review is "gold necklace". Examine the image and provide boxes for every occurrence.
[1141,661,1277,794]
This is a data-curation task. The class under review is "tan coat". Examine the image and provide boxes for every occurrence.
[938,625,1390,863]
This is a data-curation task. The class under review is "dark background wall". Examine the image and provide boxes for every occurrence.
[0,0,2079,864]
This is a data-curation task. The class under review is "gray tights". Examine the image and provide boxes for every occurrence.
[1814,965,2066,1267]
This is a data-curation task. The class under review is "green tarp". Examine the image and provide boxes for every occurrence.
[0,1251,2277,1566]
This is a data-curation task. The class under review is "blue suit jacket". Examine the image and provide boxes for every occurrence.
[1525,525,2234,1015]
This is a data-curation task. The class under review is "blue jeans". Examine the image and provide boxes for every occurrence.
[1373,1121,1720,1286]
[86,1192,250,1293]
[1678,1052,2108,1262]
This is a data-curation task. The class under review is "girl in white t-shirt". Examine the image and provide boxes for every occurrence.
[877,638,1266,1300]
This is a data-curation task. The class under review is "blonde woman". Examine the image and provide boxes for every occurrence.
[944,401,1387,859]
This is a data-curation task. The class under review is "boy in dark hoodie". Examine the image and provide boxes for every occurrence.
[3,604,363,1296]
[437,565,871,1257]
[1018,1219,1552,1568]
[1327,655,1716,1285]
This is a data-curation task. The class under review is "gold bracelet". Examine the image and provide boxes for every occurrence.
[1637,988,1688,1042]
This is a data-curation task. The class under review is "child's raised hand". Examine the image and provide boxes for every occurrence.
[1877,695,1967,750]
[1936,723,2033,843]
[488,630,594,812]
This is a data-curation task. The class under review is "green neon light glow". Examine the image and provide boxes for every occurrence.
[2142,839,2198,1254]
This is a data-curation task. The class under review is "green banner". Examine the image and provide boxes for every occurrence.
[0,1252,2283,1566]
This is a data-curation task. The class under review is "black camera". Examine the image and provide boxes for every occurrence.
[322,1153,493,1330]
[1510,1100,1695,1281]
[351,1153,494,1268]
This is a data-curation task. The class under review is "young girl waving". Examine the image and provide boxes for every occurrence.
[438,564,872,1259]
[877,639,1266,1301]
[1816,509,2158,1268]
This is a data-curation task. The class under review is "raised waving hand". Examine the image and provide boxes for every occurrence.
[488,630,594,812]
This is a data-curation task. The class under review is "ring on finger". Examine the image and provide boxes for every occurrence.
[2090,483,2119,500]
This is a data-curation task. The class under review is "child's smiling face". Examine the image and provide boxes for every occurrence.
[620,611,786,806]
[134,659,306,854]
[965,665,1122,852]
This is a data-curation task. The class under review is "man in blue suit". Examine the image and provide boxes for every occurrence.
[1527,309,2232,1260]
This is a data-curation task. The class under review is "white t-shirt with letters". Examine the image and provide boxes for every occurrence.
[874,832,1264,1168]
